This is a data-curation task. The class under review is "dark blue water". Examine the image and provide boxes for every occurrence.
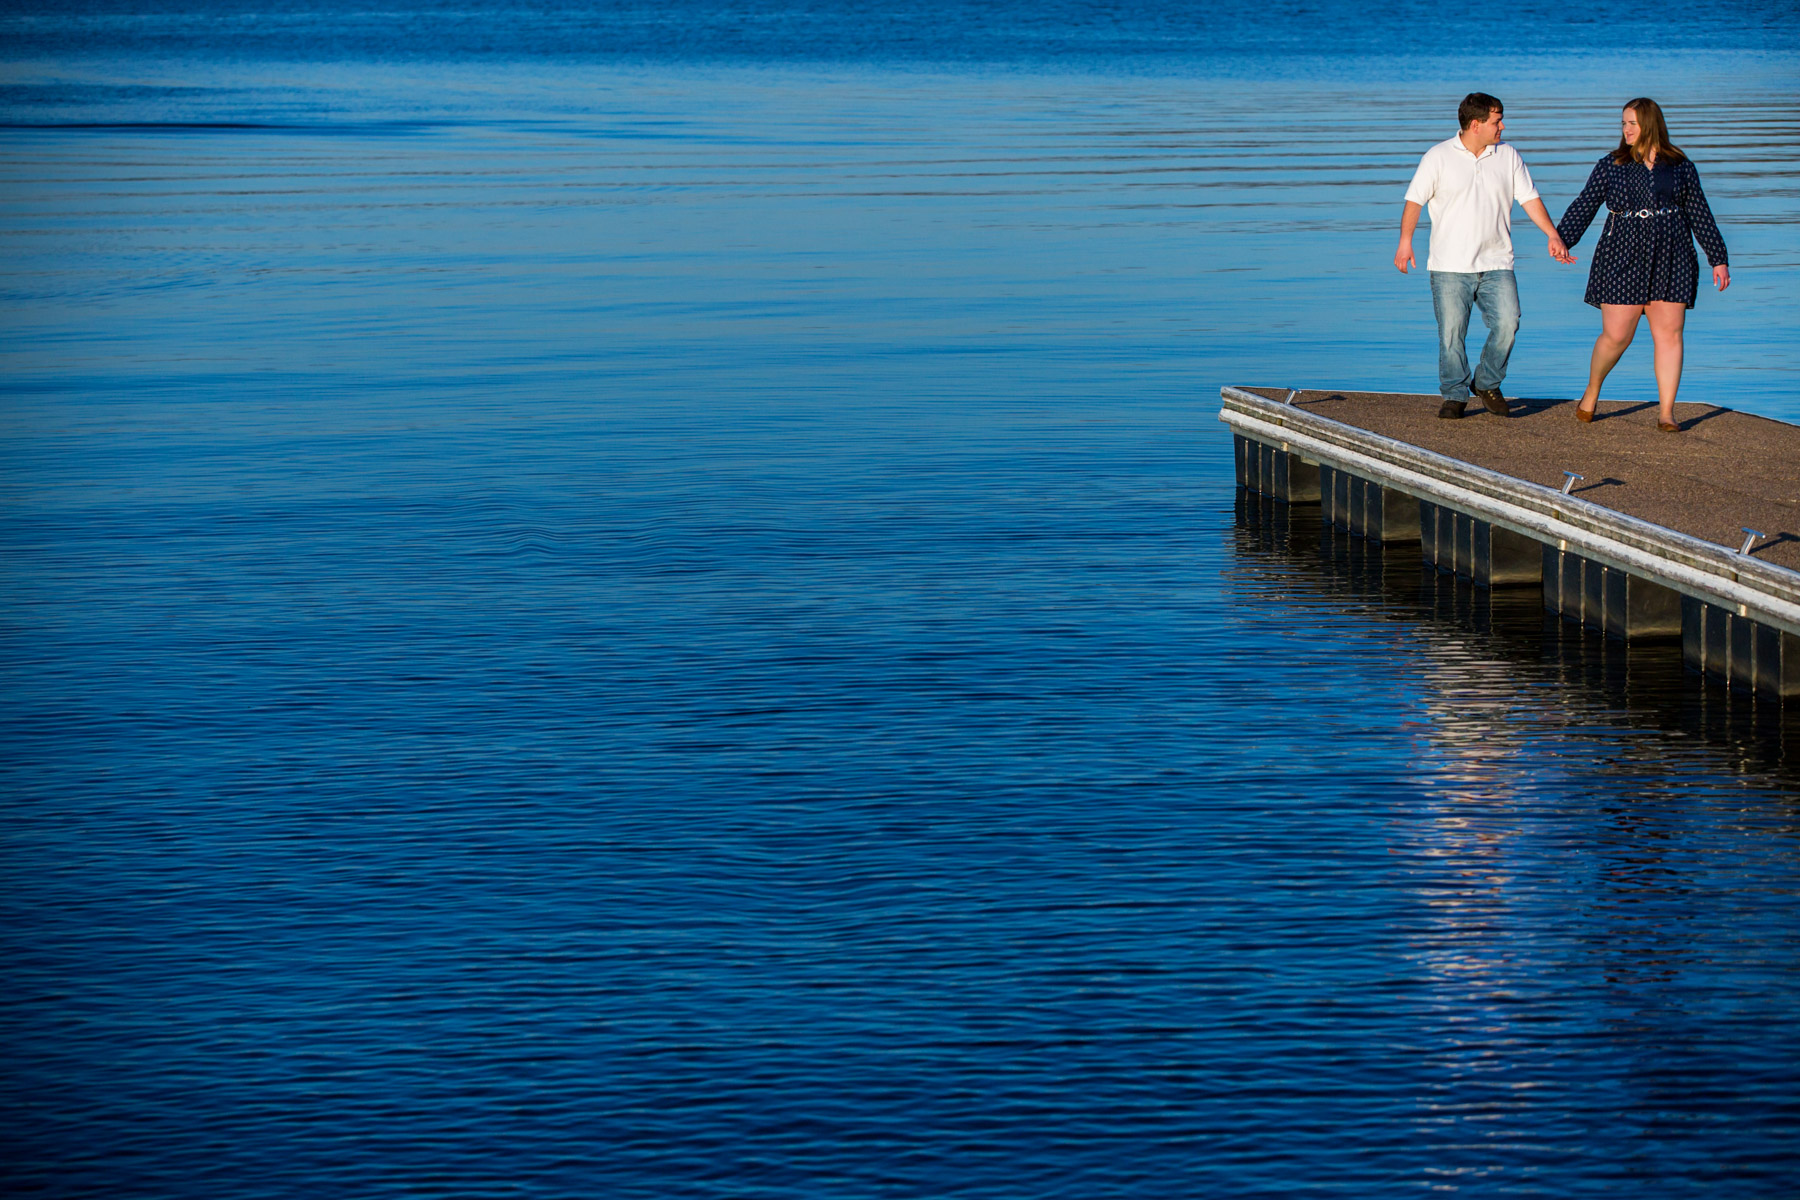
[4,0,1799,61]
[4,3,1800,1196]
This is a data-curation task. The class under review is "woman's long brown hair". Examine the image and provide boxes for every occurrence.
[1613,97,1687,164]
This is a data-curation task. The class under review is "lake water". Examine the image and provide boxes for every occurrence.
[3,3,1799,1195]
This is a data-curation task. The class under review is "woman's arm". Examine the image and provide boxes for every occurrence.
[1679,161,1729,265]
[1555,159,1609,248]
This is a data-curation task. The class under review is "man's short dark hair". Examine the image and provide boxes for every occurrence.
[1459,93,1503,130]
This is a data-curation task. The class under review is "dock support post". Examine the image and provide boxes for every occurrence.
[1681,597,1800,699]
[1234,434,1320,504]
[1604,570,1682,641]
[1319,464,1419,543]
[1545,546,1682,642]
[1420,502,1543,587]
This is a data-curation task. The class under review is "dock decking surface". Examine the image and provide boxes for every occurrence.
[1242,388,1800,572]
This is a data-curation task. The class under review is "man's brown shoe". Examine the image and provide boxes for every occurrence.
[1473,386,1509,416]
[1438,399,1467,419]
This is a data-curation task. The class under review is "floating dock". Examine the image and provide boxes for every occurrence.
[1220,386,1800,700]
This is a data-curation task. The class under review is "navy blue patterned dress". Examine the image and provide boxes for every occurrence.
[1556,154,1728,309]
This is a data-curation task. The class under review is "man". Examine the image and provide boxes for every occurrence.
[1396,93,1574,419]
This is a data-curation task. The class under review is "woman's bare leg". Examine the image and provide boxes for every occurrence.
[1579,303,1643,412]
[1646,301,1687,424]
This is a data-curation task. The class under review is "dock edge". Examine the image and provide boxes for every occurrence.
[1220,385,1800,698]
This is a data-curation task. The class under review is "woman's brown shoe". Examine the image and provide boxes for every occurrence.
[1575,398,1597,423]
[1658,420,1681,433]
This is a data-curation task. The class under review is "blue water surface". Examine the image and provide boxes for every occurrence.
[3,3,1799,1196]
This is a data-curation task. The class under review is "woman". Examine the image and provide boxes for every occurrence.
[1556,98,1729,431]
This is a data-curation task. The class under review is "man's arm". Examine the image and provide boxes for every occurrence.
[1521,197,1575,263]
[1395,201,1422,273]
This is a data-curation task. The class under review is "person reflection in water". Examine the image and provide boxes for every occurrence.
[1395,92,1575,421]
[1557,98,1730,433]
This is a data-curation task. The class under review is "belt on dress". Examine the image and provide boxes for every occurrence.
[1608,206,1680,217]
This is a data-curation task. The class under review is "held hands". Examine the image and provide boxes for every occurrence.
[1395,241,1415,273]
[1521,200,1573,264]
[1714,264,1731,291]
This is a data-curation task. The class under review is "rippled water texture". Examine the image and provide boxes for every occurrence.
[3,3,1799,1195]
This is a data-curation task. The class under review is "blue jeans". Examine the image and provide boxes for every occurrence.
[1429,269,1519,403]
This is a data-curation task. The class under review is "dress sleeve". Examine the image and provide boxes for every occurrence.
[1679,160,1728,267]
[1556,158,1609,248]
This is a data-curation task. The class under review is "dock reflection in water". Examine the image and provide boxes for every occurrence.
[1233,489,1800,780]
[1235,490,1800,1168]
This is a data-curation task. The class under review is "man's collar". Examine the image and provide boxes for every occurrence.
[1453,136,1500,159]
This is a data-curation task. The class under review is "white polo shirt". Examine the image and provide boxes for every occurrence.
[1404,136,1540,273]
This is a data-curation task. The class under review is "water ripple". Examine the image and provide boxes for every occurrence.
[3,26,1799,1200]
